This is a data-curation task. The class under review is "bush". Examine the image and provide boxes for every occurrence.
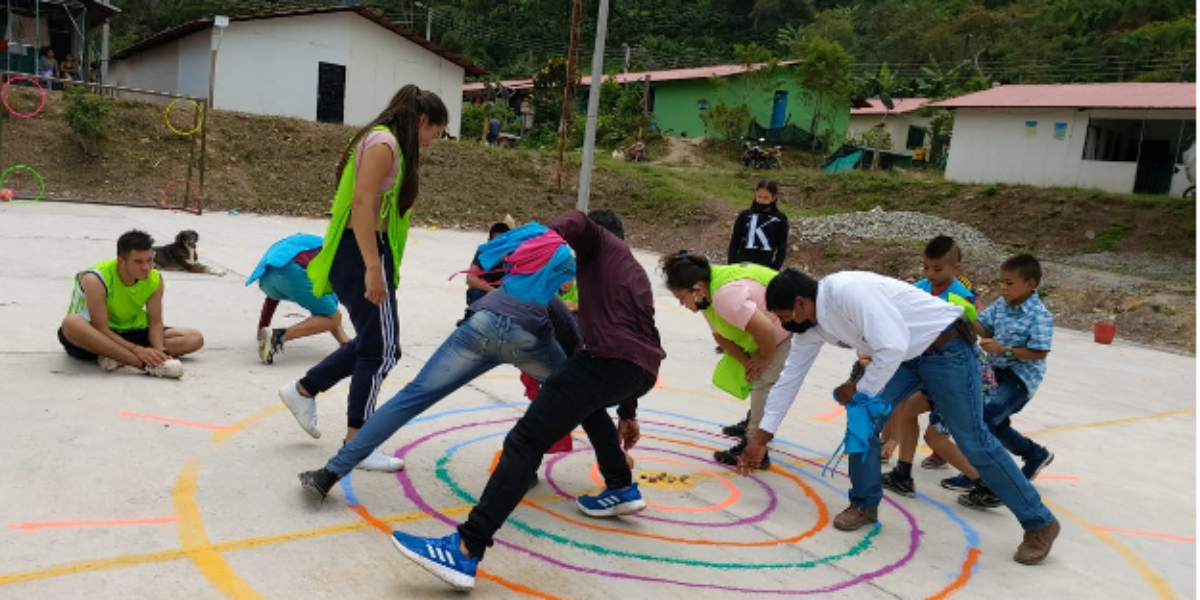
[699,99,751,143]
[62,86,112,140]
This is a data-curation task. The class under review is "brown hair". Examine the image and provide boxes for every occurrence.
[336,85,448,215]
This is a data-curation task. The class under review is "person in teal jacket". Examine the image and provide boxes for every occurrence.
[277,85,448,472]
[246,233,350,364]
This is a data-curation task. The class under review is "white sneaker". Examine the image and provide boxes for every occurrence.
[97,356,124,372]
[144,358,184,379]
[355,447,405,472]
[279,381,321,439]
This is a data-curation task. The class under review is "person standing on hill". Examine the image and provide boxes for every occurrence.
[277,85,448,472]
[727,180,789,270]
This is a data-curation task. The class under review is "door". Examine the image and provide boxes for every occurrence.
[770,90,788,130]
[1134,139,1173,195]
[316,62,346,124]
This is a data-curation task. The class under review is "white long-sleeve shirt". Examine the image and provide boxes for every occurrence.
[759,271,963,435]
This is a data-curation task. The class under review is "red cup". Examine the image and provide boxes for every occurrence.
[1094,322,1117,344]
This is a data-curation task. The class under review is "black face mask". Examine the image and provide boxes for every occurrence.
[783,319,814,334]
[693,291,711,311]
[752,200,777,213]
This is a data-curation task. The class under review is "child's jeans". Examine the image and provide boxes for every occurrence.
[984,367,1039,459]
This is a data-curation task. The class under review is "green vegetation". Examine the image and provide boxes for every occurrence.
[1094,222,1132,252]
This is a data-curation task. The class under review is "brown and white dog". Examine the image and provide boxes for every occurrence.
[153,230,211,273]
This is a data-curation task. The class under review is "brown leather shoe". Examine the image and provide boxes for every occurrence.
[1014,518,1060,565]
[833,505,878,531]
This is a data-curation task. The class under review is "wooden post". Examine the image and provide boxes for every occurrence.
[557,0,583,191]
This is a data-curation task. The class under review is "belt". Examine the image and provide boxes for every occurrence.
[928,318,975,352]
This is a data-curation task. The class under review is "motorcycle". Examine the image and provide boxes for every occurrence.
[742,138,783,170]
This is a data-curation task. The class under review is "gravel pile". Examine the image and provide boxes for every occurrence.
[795,207,1001,254]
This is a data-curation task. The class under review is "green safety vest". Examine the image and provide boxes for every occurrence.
[307,125,411,297]
[702,263,779,354]
[67,258,161,332]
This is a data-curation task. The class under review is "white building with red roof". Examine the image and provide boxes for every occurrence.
[932,83,1195,196]
[847,97,931,158]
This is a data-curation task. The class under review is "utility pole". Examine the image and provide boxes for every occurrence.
[415,2,432,40]
[576,0,611,212]
[557,0,583,190]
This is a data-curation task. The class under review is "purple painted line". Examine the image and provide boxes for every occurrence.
[542,446,779,528]
[392,417,924,595]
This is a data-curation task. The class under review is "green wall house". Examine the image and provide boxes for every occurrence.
[647,68,852,144]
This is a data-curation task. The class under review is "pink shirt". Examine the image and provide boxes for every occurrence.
[354,130,400,193]
[710,279,790,347]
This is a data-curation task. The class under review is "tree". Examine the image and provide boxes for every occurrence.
[793,35,853,151]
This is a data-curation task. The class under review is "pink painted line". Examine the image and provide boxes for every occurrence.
[118,411,232,430]
[1092,526,1195,543]
[816,405,845,421]
[8,516,179,531]
[1035,473,1080,481]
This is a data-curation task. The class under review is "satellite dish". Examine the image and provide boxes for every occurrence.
[880,92,895,111]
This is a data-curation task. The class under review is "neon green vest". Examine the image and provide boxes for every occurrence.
[67,258,161,331]
[307,125,411,297]
[702,263,779,354]
[946,293,977,321]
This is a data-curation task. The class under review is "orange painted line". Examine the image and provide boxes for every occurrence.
[488,449,503,474]
[1092,526,1195,544]
[816,405,845,421]
[348,503,564,599]
[521,434,829,548]
[118,411,232,430]
[7,516,179,531]
[926,547,982,600]
[587,456,740,513]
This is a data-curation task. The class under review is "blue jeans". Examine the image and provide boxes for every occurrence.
[848,336,1054,531]
[326,310,567,475]
[985,367,1039,459]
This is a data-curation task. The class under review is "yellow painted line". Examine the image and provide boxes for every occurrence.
[1045,499,1180,600]
[0,548,189,586]
[174,462,265,599]
[1026,408,1195,437]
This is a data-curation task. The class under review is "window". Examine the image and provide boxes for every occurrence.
[696,99,709,110]
[905,125,926,150]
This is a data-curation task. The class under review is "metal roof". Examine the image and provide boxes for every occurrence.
[931,83,1195,110]
[110,4,486,76]
[850,97,930,115]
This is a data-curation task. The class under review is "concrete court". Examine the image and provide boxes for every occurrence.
[0,201,1193,600]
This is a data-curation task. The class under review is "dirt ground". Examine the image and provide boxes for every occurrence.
[7,90,1194,351]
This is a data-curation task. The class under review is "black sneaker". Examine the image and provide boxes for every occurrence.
[299,468,341,502]
[958,484,1002,510]
[882,469,916,497]
[1021,447,1055,481]
[721,411,750,438]
[260,328,286,364]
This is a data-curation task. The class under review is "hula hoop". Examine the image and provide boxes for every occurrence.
[1,76,46,119]
[0,165,45,203]
[161,179,201,212]
[164,98,204,136]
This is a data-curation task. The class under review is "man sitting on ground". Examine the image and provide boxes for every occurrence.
[58,230,204,378]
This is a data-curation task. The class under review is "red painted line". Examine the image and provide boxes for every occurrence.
[1092,526,1195,543]
[8,516,179,531]
[118,411,232,430]
[1035,473,1080,481]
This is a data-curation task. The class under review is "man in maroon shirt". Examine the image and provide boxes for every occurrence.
[388,209,665,591]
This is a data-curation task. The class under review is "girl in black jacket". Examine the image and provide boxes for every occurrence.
[727,180,789,270]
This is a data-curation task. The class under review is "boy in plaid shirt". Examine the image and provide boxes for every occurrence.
[955,253,1056,509]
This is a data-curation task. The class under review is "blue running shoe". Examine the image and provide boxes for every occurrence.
[390,531,478,590]
[576,483,647,518]
[940,473,974,492]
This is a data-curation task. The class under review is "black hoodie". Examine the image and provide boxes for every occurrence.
[727,201,789,270]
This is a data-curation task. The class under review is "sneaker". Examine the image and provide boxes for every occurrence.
[713,441,771,469]
[1014,518,1060,565]
[1022,447,1055,481]
[882,469,915,497]
[144,358,184,379]
[97,355,124,372]
[279,381,320,439]
[390,530,478,590]
[958,484,1003,510]
[833,505,878,531]
[259,327,285,364]
[576,483,647,518]
[355,447,405,472]
[940,473,975,492]
[921,453,948,470]
[721,412,749,437]
[298,468,340,502]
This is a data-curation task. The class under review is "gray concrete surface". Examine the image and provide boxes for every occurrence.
[0,202,1194,600]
